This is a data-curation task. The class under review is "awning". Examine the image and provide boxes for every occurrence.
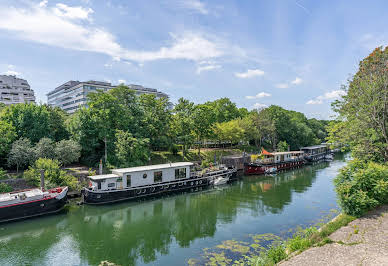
[261,148,273,156]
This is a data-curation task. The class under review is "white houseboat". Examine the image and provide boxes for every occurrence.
[82,162,236,204]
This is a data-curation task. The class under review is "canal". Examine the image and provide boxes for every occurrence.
[0,153,348,265]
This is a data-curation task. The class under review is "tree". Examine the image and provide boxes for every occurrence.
[8,138,34,173]
[192,104,215,155]
[328,46,388,162]
[54,139,81,166]
[115,130,150,167]
[0,104,68,143]
[139,94,171,150]
[277,141,289,152]
[171,98,195,157]
[213,120,244,148]
[205,98,242,123]
[0,120,16,166]
[24,158,78,190]
[34,137,55,160]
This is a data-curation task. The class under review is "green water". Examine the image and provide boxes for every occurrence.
[0,154,348,265]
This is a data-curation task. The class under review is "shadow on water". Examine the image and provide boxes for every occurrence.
[0,153,347,265]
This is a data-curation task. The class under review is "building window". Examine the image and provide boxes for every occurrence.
[175,168,186,179]
[108,183,115,188]
[154,171,163,183]
[127,175,131,187]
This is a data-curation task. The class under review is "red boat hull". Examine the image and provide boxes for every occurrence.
[244,160,305,175]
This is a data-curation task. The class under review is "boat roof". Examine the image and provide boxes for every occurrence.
[300,144,327,150]
[0,188,45,202]
[88,174,120,181]
[272,151,304,155]
[112,162,194,174]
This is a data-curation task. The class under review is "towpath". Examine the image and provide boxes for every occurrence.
[280,205,388,266]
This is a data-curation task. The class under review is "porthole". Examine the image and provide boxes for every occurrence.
[143,173,147,179]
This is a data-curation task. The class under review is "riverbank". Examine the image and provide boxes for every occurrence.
[280,205,388,265]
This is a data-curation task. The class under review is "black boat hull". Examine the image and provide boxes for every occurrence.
[0,196,67,223]
[83,177,211,204]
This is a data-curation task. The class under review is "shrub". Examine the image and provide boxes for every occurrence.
[34,137,55,159]
[265,244,287,264]
[0,168,8,180]
[24,158,79,190]
[0,182,12,193]
[334,160,388,216]
[54,139,81,166]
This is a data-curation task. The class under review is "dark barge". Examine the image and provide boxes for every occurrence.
[0,187,68,223]
[82,162,236,204]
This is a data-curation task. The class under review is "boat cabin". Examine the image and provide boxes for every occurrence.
[87,162,194,191]
[300,144,328,155]
[260,149,304,164]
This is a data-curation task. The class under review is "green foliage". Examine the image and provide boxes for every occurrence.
[334,160,388,216]
[0,182,12,193]
[277,141,288,152]
[265,244,287,264]
[286,227,317,253]
[24,158,78,190]
[115,130,150,167]
[0,120,17,165]
[54,139,81,165]
[34,137,55,159]
[0,104,68,144]
[328,47,388,162]
[8,138,34,172]
[213,120,245,145]
[0,168,8,180]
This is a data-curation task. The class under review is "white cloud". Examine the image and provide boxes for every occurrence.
[104,63,113,68]
[39,0,48,7]
[306,90,346,105]
[275,83,289,89]
[246,92,271,99]
[196,61,221,74]
[252,103,268,109]
[291,77,302,85]
[2,65,21,76]
[118,79,127,84]
[53,3,94,21]
[0,4,223,63]
[235,69,265,78]
[179,0,208,14]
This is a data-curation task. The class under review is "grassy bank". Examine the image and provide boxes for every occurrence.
[247,213,356,265]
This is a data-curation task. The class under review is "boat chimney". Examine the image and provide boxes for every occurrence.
[40,169,45,191]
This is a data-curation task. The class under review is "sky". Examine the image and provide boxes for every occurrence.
[0,0,387,119]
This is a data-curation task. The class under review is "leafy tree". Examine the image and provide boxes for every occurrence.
[0,120,16,165]
[115,130,150,167]
[54,139,81,166]
[329,46,388,162]
[139,94,171,150]
[0,104,68,143]
[192,104,215,155]
[277,141,289,152]
[213,120,244,148]
[34,137,55,159]
[205,98,242,123]
[171,98,195,157]
[24,158,79,190]
[8,138,34,172]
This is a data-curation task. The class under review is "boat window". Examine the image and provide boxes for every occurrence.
[154,171,163,183]
[175,168,187,179]
[127,175,131,187]
[108,183,115,188]
[143,173,147,179]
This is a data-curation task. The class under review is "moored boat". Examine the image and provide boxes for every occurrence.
[82,162,236,204]
[0,186,68,223]
[244,149,305,175]
[301,144,329,162]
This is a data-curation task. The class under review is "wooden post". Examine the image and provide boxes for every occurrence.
[40,169,45,191]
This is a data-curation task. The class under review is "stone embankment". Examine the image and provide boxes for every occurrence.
[280,205,388,266]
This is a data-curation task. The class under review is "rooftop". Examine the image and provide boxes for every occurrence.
[88,174,120,181]
[300,144,328,150]
[112,162,193,174]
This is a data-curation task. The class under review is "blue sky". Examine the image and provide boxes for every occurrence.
[0,0,387,118]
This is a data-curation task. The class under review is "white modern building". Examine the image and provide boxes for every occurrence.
[47,80,169,114]
[0,75,36,105]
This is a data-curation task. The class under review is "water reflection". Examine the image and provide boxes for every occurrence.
[0,154,346,265]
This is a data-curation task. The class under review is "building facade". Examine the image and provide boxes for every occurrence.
[47,81,168,114]
[0,75,36,105]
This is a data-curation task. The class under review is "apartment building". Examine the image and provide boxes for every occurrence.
[47,80,168,113]
[0,75,36,105]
